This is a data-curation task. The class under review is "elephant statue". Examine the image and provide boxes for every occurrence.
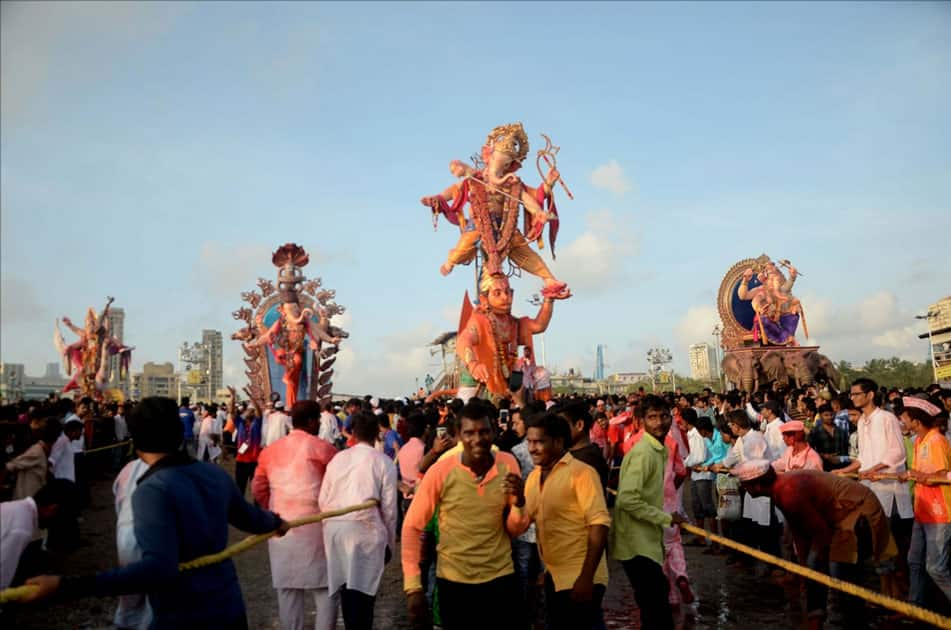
[759,350,790,388]
[721,352,761,392]
[782,350,841,391]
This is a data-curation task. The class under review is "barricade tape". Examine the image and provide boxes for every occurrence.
[0,500,378,605]
[605,486,951,628]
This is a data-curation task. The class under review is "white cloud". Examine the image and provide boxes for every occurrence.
[333,322,444,397]
[555,209,639,294]
[589,160,632,196]
[763,290,927,364]
[675,305,719,349]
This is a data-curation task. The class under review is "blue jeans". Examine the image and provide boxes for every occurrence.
[908,520,951,607]
[512,539,542,625]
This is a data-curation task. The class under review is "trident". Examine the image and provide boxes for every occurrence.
[536,133,574,200]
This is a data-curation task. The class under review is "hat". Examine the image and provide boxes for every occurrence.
[763,400,784,418]
[64,418,83,428]
[274,401,284,410]
[370,397,380,408]
[732,459,772,481]
[903,396,941,417]
[780,420,805,434]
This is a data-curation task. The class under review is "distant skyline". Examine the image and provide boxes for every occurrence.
[2,2,949,396]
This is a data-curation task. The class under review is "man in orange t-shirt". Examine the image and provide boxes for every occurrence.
[900,396,951,607]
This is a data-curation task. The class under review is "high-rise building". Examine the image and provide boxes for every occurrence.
[178,330,223,402]
[132,362,179,399]
[0,363,26,401]
[688,343,719,382]
[203,329,223,396]
[1,363,69,400]
[106,307,130,396]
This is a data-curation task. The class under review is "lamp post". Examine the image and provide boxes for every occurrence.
[527,294,547,367]
[646,347,673,393]
[712,323,725,391]
[916,310,939,382]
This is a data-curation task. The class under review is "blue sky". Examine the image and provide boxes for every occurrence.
[2,2,949,395]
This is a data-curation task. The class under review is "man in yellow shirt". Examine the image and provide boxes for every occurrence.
[508,412,611,630]
[401,401,524,629]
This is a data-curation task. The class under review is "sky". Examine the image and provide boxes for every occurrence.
[2,1,950,396]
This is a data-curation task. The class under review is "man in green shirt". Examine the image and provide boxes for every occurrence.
[609,394,684,630]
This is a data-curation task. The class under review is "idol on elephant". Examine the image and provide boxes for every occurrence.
[738,259,807,346]
[421,123,570,299]
[758,350,791,389]
[785,351,842,391]
[721,352,762,392]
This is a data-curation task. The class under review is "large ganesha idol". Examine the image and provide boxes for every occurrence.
[421,122,573,300]
[232,244,348,411]
[54,296,133,400]
[735,257,808,346]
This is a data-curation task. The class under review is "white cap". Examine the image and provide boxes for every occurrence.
[370,397,380,408]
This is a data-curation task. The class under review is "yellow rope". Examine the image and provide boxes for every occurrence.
[679,522,951,629]
[839,471,951,485]
[83,440,131,454]
[0,500,378,604]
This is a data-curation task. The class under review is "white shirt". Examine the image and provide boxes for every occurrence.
[684,428,712,481]
[318,411,341,444]
[722,429,773,526]
[1,497,37,589]
[763,418,787,462]
[49,432,76,482]
[113,459,152,629]
[319,443,398,596]
[262,411,292,447]
[198,415,216,438]
[857,406,913,518]
[114,414,129,441]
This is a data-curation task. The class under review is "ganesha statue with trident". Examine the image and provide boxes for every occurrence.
[738,258,808,346]
[54,296,134,399]
[455,272,569,403]
[421,122,572,299]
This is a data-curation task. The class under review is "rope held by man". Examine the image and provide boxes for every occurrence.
[0,500,378,605]
[679,522,951,629]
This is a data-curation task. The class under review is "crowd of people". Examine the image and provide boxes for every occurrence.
[1,379,951,630]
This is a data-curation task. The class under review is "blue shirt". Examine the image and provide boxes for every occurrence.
[701,429,729,466]
[381,429,403,459]
[63,458,281,628]
[179,407,196,440]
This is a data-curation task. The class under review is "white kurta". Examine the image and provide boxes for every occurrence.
[0,497,37,589]
[49,432,75,482]
[319,443,398,596]
[857,407,913,519]
[723,430,773,526]
[763,418,787,462]
[262,411,292,447]
[113,459,152,630]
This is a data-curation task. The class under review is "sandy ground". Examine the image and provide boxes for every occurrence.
[10,456,913,629]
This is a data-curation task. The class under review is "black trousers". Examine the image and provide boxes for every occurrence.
[437,574,523,630]
[621,556,673,630]
[234,461,257,498]
[341,586,375,630]
[544,573,605,630]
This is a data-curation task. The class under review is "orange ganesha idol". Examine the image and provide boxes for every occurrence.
[421,122,572,300]
[455,273,570,403]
